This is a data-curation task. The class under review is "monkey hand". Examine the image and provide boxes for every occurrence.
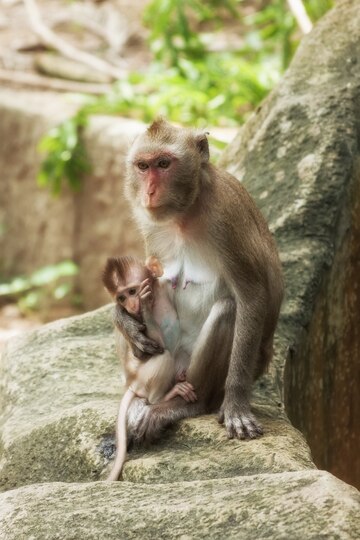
[132,396,201,444]
[130,333,164,360]
[115,308,164,359]
[130,322,164,359]
[163,381,197,403]
[139,279,153,306]
[218,399,263,440]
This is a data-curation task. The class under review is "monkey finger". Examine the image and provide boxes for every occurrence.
[181,390,197,403]
[140,286,152,297]
[179,381,193,391]
[241,412,263,438]
[140,291,152,300]
[181,383,197,401]
[179,384,197,402]
[187,391,198,402]
[226,423,236,439]
[171,383,192,402]
[225,414,263,440]
[232,418,247,440]
[141,284,151,292]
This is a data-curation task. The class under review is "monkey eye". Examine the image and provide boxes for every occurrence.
[137,161,149,171]
[158,158,170,169]
[117,294,126,303]
[128,288,137,296]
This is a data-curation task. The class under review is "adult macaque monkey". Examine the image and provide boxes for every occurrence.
[103,255,196,480]
[117,118,283,442]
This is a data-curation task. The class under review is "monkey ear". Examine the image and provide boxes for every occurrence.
[195,133,210,163]
[146,256,164,278]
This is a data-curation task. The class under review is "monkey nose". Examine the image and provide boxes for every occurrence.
[128,299,139,313]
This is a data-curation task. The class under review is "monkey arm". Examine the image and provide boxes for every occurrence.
[218,287,266,439]
[113,305,164,360]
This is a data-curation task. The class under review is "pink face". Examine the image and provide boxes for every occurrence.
[115,265,148,317]
[133,153,176,209]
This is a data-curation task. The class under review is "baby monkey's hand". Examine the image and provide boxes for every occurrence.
[163,379,197,403]
[139,278,153,307]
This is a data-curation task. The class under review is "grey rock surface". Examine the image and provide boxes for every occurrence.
[0,471,359,540]
[1,0,360,538]
[0,306,314,491]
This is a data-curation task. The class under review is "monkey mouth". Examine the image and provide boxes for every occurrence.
[142,192,162,210]
[144,195,158,208]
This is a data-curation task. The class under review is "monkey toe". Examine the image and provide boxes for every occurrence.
[224,412,263,440]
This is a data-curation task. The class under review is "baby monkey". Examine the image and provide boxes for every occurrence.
[103,255,196,481]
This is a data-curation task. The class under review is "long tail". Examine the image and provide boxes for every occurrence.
[106,387,135,481]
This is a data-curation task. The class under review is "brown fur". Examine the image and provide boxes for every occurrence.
[103,256,196,479]
[118,119,284,442]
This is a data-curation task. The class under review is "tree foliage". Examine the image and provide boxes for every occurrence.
[38,0,333,194]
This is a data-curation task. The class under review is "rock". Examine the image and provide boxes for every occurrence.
[34,53,112,84]
[220,0,360,490]
[0,306,313,491]
[0,471,359,540]
[0,92,145,309]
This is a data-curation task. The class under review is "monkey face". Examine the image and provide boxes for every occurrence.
[126,119,210,221]
[103,256,153,319]
[133,153,175,210]
[116,284,142,317]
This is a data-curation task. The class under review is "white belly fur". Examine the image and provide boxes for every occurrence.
[153,230,223,357]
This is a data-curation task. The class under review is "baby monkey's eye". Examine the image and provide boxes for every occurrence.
[128,288,137,296]
[137,161,149,171]
[158,158,170,169]
[117,294,126,303]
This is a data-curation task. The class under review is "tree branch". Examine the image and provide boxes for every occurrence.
[0,68,111,94]
[287,0,313,34]
[23,0,125,81]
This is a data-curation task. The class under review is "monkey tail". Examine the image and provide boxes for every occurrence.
[106,387,135,481]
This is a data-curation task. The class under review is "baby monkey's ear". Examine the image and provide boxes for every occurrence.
[145,256,164,278]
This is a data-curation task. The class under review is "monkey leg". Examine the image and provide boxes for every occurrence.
[132,298,235,443]
[140,352,174,404]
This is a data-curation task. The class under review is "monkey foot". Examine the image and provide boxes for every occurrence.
[133,398,202,444]
[132,404,169,444]
[218,408,263,440]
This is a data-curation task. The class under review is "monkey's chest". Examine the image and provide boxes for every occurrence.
[149,229,222,346]
[162,249,217,289]
[163,254,221,352]
[159,316,181,354]
[153,292,181,354]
